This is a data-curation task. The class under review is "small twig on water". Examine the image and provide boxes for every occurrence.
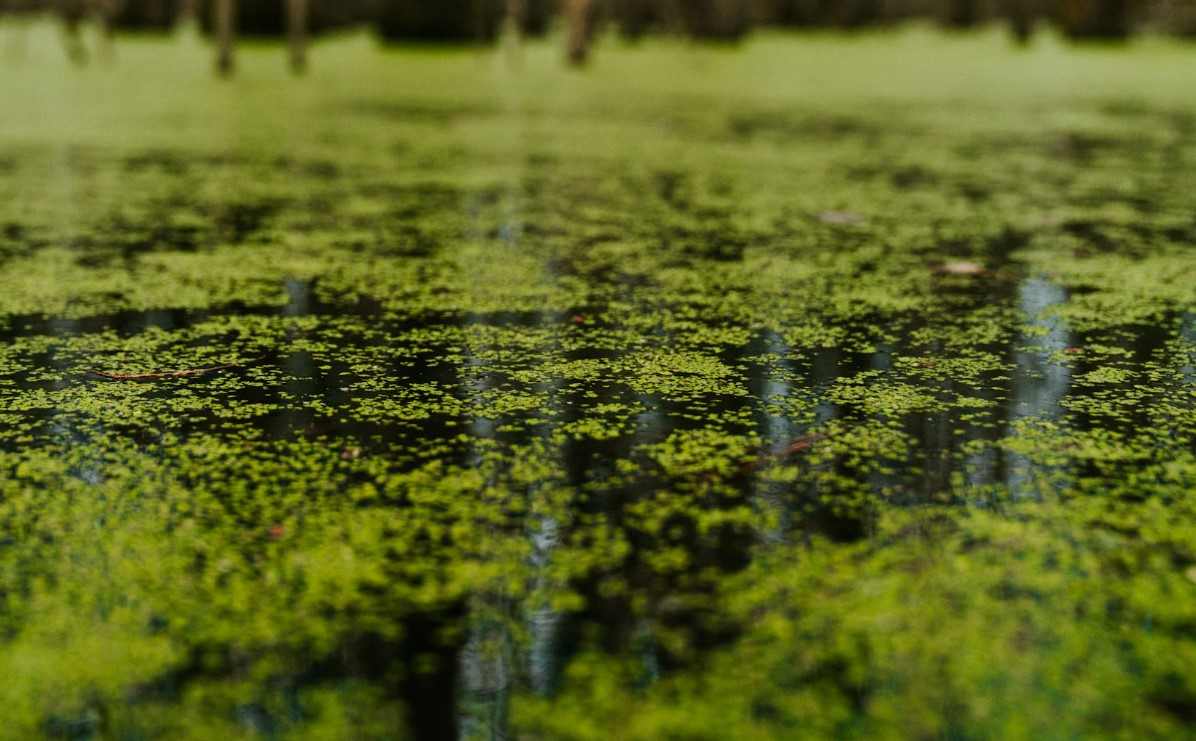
[89,354,268,381]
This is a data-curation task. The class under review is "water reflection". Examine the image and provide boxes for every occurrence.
[749,330,801,544]
[1005,276,1073,498]
[3,269,1186,738]
[1182,312,1195,383]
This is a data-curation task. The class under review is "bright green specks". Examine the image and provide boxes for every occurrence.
[783,321,848,349]
[1076,366,1136,385]
[828,374,946,417]
[1,26,1196,741]
[628,351,744,398]
[640,429,758,480]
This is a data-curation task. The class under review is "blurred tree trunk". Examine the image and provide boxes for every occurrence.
[286,0,305,73]
[838,0,880,28]
[608,0,660,39]
[376,0,502,43]
[1060,0,1132,39]
[1007,0,1033,43]
[947,0,977,27]
[505,0,525,32]
[57,0,89,63]
[471,0,502,43]
[94,0,120,62]
[112,0,178,30]
[214,0,233,75]
[563,0,594,65]
[679,0,752,39]
[522,0,550,35]
[762,0,815,26]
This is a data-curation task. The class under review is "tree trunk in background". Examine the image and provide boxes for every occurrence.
[608,0,661,39]
[112,0,178,30]
[947,0,977,27]
[286,0,305,73]
[94,0,122,62]
[505,0,525,35]
[214,0,233,75]
[521,0,550,36]
[838,0,881,28]
[1060,0,1132,39]
[679,0,752,39]
[57,0,89,63]
[471,0,501,44]
[1008,0,1033,44]
[195,0,374,38]
[563,0,593,65]
[376,0,502,43]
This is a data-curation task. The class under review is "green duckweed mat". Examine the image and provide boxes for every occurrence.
[0,23,1194,740]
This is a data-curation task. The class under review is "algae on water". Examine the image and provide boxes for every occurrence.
[0,24,1194,740]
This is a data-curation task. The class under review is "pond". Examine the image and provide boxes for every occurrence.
[0,25,1194,740]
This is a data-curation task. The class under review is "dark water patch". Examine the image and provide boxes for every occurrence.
[0,278,387,343]
[956,178,992,203]
[1049,131,1128,165]
[347,100,499,125]
[952,129,1149,167]
[0,303,277,343]
[84,214,208,262]
[724,111,887,142]
[0,221,40,262]
[269,156,341,179]
[366,222,442,257]
[59,199,286,266]
[1056,216,1196,257]
[122,150,194,176]
[121,150,247,174]
[214,198,283,244]
[890,165,939,189]
[358,181,475,217]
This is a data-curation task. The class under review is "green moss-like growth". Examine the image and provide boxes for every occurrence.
[0,23,1194,740]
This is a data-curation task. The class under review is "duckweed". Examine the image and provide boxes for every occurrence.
[0,22,1194,740]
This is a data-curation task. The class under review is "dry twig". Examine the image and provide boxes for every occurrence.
[89,354,267,381]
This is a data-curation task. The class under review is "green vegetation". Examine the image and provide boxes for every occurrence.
[0,23,1194,739]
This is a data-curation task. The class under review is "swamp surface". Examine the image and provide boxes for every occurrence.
[0,23,1195,740]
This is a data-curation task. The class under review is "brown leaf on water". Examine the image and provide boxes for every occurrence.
[939,261,986,275]
[819,211,862,226]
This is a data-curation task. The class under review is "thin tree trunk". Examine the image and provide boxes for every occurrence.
[286,0,307,74]
[563,0,593,66]
[58,0,89,64]
[503,0,526,62]
[1008,0,1033,44]
[178,0,198,24]
[94,0,119,64]
[214,0,234,76]
[505,0,525,39]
